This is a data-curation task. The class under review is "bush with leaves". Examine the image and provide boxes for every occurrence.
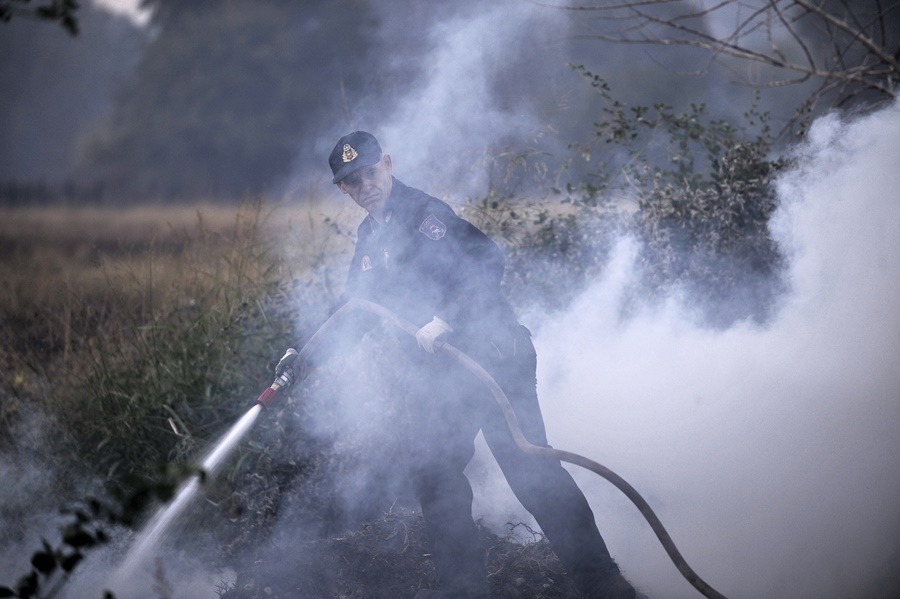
[0,481,182,599]
[0,0,79,36]
[0,502,109,599]
[472,71,788,325]
[462,193,623,315]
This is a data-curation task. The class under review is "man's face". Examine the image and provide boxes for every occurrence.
[338,154,393,219]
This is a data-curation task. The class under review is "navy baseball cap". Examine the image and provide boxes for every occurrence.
[329,131,382,184]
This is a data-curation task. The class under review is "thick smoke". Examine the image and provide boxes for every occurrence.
[281,4,899,598]
[338,1,571,201]
[283,103,900,597]
[463,103,899,598]
[0,414,77,584]
[91,0,151,27]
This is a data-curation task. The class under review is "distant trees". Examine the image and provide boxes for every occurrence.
[9,0,892,203]
[567,0,898,123]
[75,0,379,200]
[0,4,141,187]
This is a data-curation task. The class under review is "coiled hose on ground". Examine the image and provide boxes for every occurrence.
[291,298,731,599]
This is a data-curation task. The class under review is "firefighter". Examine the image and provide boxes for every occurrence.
[276,131,637,599]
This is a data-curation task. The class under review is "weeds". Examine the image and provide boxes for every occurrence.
[0,197,356,595]
[0,199,353,489]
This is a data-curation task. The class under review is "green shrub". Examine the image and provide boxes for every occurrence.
[470,72,787,325]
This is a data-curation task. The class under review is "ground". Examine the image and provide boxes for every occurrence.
[220,508,583,599]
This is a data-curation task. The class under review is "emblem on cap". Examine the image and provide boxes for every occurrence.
[342,144,358,163]
[418,214,447,240]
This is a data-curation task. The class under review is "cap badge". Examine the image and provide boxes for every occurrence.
[342,144,358,163]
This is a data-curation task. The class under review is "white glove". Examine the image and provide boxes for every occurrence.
[415,316,453,353]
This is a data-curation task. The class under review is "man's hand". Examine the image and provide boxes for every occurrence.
[415,316,453,353]
[274,348,310,385]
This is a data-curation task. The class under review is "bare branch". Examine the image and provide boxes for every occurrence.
[793,0,900,70]
[531,0,683,11]
[563,0,897,109]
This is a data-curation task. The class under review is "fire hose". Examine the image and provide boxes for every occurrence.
[256,298,730,599]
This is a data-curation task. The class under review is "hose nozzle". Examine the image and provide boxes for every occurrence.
[256,348,308,410]
[255,373,292,410]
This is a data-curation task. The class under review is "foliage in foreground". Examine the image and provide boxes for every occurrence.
[55,202,297,483]
[0,200,347,597]
[0,487,174,599]
[0,498,109,599]
[0,0,79,36]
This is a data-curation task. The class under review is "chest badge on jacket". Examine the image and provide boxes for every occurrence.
[418,214,447,240]
[360,255,373,271]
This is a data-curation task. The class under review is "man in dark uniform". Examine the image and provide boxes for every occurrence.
[277,131,637,599]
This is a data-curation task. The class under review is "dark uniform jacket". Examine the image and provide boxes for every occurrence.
[343,178,519,353]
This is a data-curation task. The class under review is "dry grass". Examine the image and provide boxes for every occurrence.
[0,198,359,276]
[0,198,361,475]
[0,199,357,358]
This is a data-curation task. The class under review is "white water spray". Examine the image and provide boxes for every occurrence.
[107,404,263,594]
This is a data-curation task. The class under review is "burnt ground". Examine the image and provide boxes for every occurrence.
[219,507,583,599]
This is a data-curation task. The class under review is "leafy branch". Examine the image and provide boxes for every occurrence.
[0,0,79,35]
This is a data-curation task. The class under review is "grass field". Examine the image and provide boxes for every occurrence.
[0,194,618,478]
[1,200,353,346]
[0,199,360,478]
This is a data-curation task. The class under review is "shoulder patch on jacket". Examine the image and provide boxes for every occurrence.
[418,213,447,240]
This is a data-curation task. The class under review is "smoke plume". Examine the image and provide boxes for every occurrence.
[336,1,570,201]
[466,102,900,598]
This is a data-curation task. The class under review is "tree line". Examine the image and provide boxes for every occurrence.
[1,0,895,203]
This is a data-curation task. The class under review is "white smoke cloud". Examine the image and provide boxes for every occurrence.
[467,102,900,598]
[90,0,151,27]
[378,2,568,200]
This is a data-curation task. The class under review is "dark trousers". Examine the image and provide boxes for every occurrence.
[408,326,617,598]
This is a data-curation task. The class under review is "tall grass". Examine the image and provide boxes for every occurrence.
[0,199,354,490]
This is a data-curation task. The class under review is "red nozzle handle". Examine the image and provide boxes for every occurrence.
[256,371,292,410]
[256,385,279,410]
